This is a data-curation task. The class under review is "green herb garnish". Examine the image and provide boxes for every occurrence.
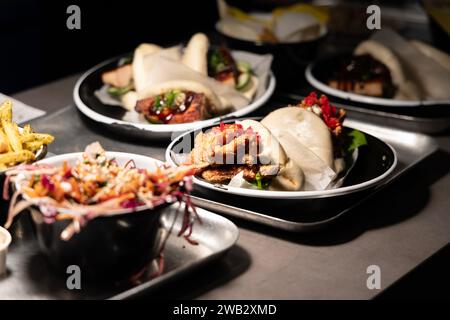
[165,91,177,109]
[254,171,270,190]
[154,95,163,110]
[209,49,227,73]
[107,84,133,97]
[347,129,368,152]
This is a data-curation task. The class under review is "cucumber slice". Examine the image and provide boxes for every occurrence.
[236,72,251,91]
[107,84,133,97]
[237,60,252,73]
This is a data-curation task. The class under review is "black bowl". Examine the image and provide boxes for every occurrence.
[28,203,167,282]
[215,23,328,89]
[11,151,172,282]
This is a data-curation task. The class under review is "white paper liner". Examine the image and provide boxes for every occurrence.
[228,171,258,189]
[271,130,337,191]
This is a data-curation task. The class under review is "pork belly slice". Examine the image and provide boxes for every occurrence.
[329,79,384,97]
[170,93,210,124]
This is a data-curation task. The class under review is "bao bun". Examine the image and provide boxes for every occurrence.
[261,107,337,190]
[240,119,304,191]
[182,33,209,75]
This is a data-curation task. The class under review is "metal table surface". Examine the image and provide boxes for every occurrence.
[12,74,450,300]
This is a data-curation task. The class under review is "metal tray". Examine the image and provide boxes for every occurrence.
[277,92,450,135]
[22,103,439,234]
[0,204,239,299]
[188,117,439,232]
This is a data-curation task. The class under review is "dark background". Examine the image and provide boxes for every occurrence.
[3,0,437,95]
[1,0,219,94]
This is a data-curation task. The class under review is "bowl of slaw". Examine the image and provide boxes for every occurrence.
[5,142,197,281]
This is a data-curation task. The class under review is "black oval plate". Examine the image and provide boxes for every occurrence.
[306,53,450,109]
[165,117,397,200]
[74,54,276,140]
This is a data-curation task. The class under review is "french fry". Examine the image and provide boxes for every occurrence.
[20,133,55,145]
[0,101,13,124]
[33,133,54,144]
[22,124,33,135]
[2,121,22,152]
[0,101,55,169]
[0,150,35,165]
[20,133,33,143]
[20,132,36,143]
[0,129,10,153]
[23,141,45,152]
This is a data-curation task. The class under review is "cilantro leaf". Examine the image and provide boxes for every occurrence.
[165,91,177,109]
[107,84,133,97]
[154,95,163,110]
[255,171,263,190]
[254,171,270,190]
[348,129,368,152]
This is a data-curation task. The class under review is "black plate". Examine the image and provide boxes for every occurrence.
[306,53,450,110]
[216,24,327,90]
[74,52,275,140]
[166,117,396,220]
[78,55,130,121]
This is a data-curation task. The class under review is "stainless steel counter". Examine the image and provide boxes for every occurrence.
[12,74,450,299]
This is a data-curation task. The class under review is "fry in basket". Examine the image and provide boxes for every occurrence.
[0,100,55,169]
[0,150,35,165]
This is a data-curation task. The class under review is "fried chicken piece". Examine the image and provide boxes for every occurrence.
[200,164,279,184]
[200,165,258,184]
[189,124,260,166]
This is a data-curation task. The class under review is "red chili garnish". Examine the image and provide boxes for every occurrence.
[216,122,243,132]
[120,198,142,209]
[299,92,346,137]
[41,175,55,192]
[63,169,72,179]
[303,91,318,107]
[3,175,11,201]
